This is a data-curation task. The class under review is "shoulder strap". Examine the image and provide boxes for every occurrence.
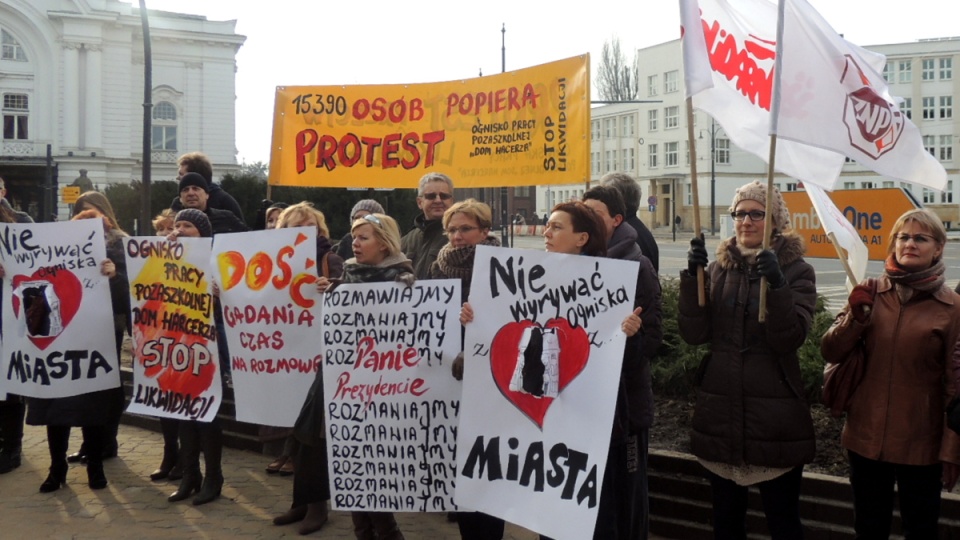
[321,252,331,278]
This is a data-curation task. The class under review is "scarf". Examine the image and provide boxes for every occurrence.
[342,254,413,284]
[883,254,945,303]
[434,236,500,282]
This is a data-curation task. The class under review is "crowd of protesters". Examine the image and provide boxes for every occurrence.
[0,155,958,540]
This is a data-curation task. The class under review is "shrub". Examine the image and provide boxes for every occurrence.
[652,277,833,403]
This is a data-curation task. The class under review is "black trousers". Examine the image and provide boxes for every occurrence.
[292,441,330,508]
[848,450,942,540]
[457,511,505,540]
[707,465,805,540]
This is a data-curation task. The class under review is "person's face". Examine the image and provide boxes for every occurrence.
[180,185,209,210]
[543,211,587,255]
[733,199,766,249]
[894,220,943,271]
[351,222,388,265]
[582,199,620,240]
[177,164,189,179]
[174,220,201,238]
[417,180,454,221]
[445,212,488,249]
[266,209,283,229]
[155,220,174,237]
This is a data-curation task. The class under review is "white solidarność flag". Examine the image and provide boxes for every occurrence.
[804,184,868,291]
[679,0,845,190]
[776,0,946,191]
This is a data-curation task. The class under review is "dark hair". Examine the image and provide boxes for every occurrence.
[582,185,626,220]
[551,201,607,257]
[178,151,213,184]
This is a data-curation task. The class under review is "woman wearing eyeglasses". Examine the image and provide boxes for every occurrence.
[316,212,411,540]
[821,208,960,539]
[429,199,502,540]
[681,180,817,539]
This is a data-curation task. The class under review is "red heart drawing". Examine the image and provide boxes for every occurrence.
[489,318,590,429]
[11,268,83,350]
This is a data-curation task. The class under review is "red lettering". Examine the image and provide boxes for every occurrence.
[702,17,774,111]
[295,129,318,174]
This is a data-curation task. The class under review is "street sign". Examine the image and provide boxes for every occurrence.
[61,186,81,204]
[783,188,918,261]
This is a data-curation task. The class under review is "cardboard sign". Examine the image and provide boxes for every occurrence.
[125,237,222,422]
[322,280,461,512]
[0,221,120,398]
[455,246,638,540]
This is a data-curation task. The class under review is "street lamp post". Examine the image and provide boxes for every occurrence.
[710,118,716,235]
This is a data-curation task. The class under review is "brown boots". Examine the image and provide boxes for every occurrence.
[273,503,328,535]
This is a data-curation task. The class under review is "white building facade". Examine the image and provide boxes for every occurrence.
[0,0,244,220]
[537,37,960,231]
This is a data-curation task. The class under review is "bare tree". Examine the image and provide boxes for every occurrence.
[596,37,639,102]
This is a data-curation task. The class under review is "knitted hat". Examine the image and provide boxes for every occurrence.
[349,199,385,222]
[729,180,791,231]
[175,208,213,238]
[178,172,209,193]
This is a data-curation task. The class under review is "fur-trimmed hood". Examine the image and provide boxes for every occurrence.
[715,231,805,270]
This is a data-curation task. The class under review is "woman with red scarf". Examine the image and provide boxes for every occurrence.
[822,208,960,538]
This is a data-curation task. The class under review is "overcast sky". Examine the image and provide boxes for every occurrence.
[138,0,960,165]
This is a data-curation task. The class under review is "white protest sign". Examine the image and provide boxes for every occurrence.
[124,237,222,422]
[0,220,120,398]
[322,279,461,512]
[455,246,638,540]
[213,228,320,426]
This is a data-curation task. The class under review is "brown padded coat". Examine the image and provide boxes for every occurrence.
[821,275,960,465]
[678,233,817,468]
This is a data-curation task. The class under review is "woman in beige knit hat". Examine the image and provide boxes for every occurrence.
[679,180,818,539]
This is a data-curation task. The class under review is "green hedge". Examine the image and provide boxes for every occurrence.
[652,277,834,403]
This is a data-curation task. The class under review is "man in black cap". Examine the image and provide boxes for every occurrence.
[178,173,248,235]
[170,151,245,222]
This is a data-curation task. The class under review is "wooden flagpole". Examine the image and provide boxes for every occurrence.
[758,136,777,322]
[827,232,859,287]
[685,97,706,306]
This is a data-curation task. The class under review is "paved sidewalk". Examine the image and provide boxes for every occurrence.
[1,423,540,539]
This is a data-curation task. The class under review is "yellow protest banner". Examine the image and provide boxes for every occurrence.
[783,188,918,260]
[268,55,589,188]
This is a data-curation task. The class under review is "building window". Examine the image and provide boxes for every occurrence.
[882,181,895,188]
[2,93,28,140]
[1,29,27,62]
[882,61,894,82]
[684,141,690,165]
[900,97,912,119]
[604,118,614,138]
[647,74,658,97]
[785,183,798,192]
[664,106,679,129]
[943,181,954,203]
[922,189,936,204]
[862,181,875,189]
[606,150,614,172]
[664,70,679,93]
[923,135,936,156]
[898,60,912,83]
[686,183,692,205]
[941,96,953,119]
[591,120,600,141]
[842,182,855,189]
[648,109,658,131]
[648,144,658,168]
[922,58,935,81]
[941,58,953,80]
[623,148,636,171]
[922,96,935,120]
[592,151,599,174]
[151,101,178,151]
[715,138,730,164]
[940,135,953,161]
[621,115,635,137]
[665,142,679,167]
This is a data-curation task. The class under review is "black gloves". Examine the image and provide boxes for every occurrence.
[756,249,785,289]
[687,236,708,275]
